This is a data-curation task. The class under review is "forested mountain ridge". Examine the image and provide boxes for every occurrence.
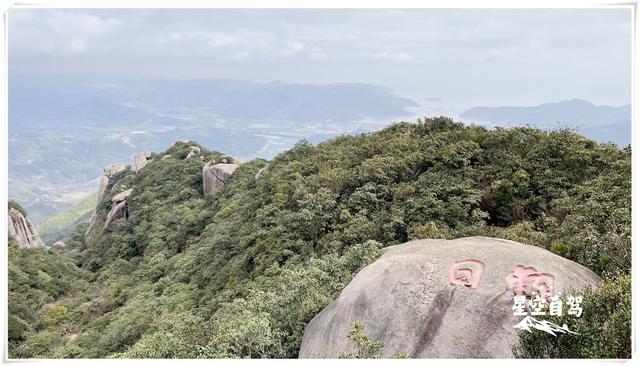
[8,117,631,358]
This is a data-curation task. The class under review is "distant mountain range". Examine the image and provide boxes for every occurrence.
[9,75,418,131]
[460,99,631,146]
[9,74,419,224]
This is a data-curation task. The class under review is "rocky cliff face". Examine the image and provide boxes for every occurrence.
[8,208,44,248]
[299,236,601,358]
[104,189,133,231]
[132,152,152,173]
[203,156,241,195]
[88,162,127,236]
[97,162,126,202]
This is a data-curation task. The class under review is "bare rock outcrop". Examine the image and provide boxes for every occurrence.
[132,152,152,173]
[51,241,66,250]
[104,201,128,232]
[299,236,601,358]
[203,157,241,195]
[254,166,267,181]
[104,189,133,231]
[97,162,126,202]
[104,162,127,177]
[111,188,133,203]
[89,162,127,237]
[8,208,44,248]
[185,146,202,159]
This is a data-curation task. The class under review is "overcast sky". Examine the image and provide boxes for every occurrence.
[8,8,632,113]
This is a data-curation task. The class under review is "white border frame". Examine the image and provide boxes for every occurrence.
[0,1,636,365]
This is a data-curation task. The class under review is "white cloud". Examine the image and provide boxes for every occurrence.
[7,8,631,107]
[309,46,328,61]
[9,9,124,55]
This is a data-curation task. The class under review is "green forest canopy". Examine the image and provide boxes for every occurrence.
[8,117,631,358]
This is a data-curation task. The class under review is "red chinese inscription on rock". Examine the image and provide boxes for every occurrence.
[449,259,485,289]
[505,264,555,298]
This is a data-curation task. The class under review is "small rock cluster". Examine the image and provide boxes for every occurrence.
[89,144,243,234]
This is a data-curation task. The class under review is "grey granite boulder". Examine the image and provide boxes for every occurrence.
[104,200,128,231]
[299,236,601,359]
[51,241,66,250]
[104,162,126,177]
[8,208,44,248]
[111,188,133,203]
[132,152,152,173]
[103,189,134,231]
[203,161,240,195]
[97,162,126,202]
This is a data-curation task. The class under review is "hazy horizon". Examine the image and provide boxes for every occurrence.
[9,8,632,114]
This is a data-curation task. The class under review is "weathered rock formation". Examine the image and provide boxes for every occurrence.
[104,189,133,231]
[104,162,126,177]
[161,154,172,160]
[185,146,201,159]
[299,236,601,359]
[255,166,267,181]
[8,208,44,248]
[203,157,241,195]
[51,241,66,250]
[87,162,127,237]
[111,188,133,203]
[97,162,126,202]
[132,152,152,173]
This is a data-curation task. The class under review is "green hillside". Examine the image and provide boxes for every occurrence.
[36,193,97,245]
[8,118,631,358]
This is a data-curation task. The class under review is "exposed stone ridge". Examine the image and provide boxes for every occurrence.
[8,208,44,248]
[132,152,153,173]
[98,162,126,202]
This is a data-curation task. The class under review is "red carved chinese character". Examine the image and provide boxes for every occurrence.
[505,264,555,298]
[529,273,556,299]
[449,259,485,289]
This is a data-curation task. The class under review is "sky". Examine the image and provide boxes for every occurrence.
[8,8,632,113]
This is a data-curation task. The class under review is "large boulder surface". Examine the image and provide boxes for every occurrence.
[97,162,126,201]
[111,188,133,203]
[51,241,66,250]
[132,152,152,173]
[299,236,601,359]
[203,161,240,195]
[8,208,44,248]
[104,200,128,231]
